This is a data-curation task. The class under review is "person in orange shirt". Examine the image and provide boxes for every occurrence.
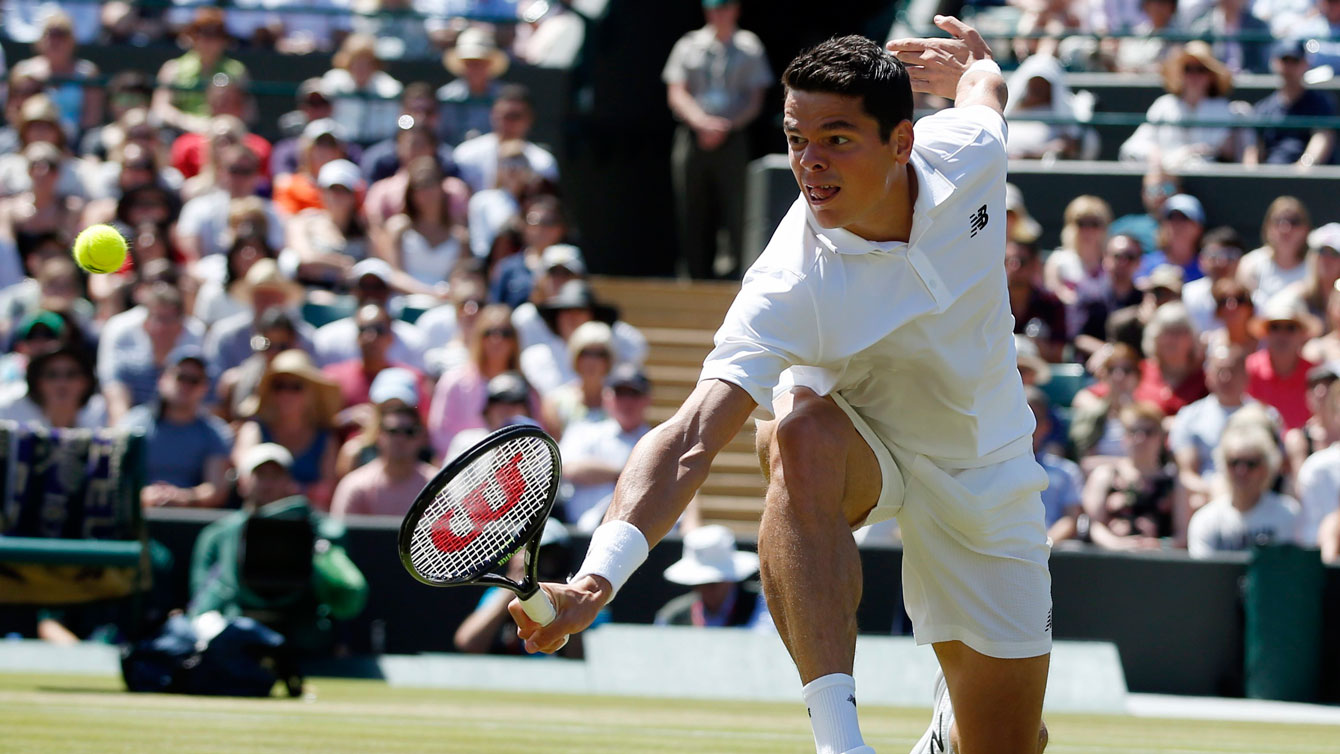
[272,119,348,217]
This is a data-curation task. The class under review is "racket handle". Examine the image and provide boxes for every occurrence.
[520,589,557,625]
[519,589,569,651]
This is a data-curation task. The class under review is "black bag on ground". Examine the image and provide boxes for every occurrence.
[121,614,302,697]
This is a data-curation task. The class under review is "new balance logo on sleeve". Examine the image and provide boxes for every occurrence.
[968,205,989,237]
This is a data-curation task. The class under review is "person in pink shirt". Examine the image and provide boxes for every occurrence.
[1246,293,1320,430]
[329,403,434,518]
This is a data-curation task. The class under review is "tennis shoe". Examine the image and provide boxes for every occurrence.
[908,668,954,754]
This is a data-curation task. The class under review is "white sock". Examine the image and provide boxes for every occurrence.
[802,673,866,754]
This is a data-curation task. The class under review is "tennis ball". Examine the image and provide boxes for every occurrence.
[72,224,129,274]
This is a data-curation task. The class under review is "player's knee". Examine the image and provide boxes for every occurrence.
[766,399,849,497]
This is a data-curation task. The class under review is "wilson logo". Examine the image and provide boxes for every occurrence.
[430,453,528,553]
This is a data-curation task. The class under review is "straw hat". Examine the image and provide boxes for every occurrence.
[663,525,759,586]
[1164,42,1233,98]
[1248,293,1322,340]
[238,258,304,310]
[241,349,344,425]
[444,27,509,79]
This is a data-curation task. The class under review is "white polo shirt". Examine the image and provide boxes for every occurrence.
[700,105,1033,467]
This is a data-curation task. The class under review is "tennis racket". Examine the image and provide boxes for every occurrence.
[398,424,566,637]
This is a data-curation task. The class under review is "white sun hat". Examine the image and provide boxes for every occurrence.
[663,525,760,586]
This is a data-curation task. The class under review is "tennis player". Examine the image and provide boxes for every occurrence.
[512,16,1050,754]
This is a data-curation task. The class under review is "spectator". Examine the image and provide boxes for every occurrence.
[363,121,470,239]
[0,69,51,159]
[1305,283,1340,366]
[153,9,249,134]
[192,224,276,329]
[99,282,205,424]
[322,303,430,411]
[1246,293,1320,429]
[175,144,285,260]
[330,403,434,518]
[1283,0,1340,62]
[0,308,69,386]
[1004,183,1043,246]
[174,102,272,195]
[0,143,80,291]
[1170,344,1277,509]
[2,0,102,44]
[1293,223,1340,323]
[335,365,425,475]
[453,84,559,193]
[438,26,509,146]
[1012,0,1086,63]
[359,82,458,184]
[556,364,653,530]
[382,156,468,295]
[1044,195,1112,307]
[1114,0,1184,73]
[120,346,232,509]
[82,141,179,227]
[11,12,103,135]
[228,0,352,54]
[203,258,314,377]
[1119,42,1235,169]
[1239,196,1313,307]
[1138,193,1206,283]
[1026,387,1084,544]
[468,139,539,259]
[215,308,300,425]
[452,519,591,657]
[234,349,342,509]
[286,158,372,288]
[311,259,428,370]
[1072,343,1143,467]
[541,320,614,437]
[421,271,488,376]
[1188,420,1301,557]
[1295,379,1340,545]
[1183,227,1246,336]
[655,524,771,630]
[1081,401,1186,550]
[662,0,772,280]
[1109,164,1180,257]
[270,79,343,177]
[491,195,570,309]
[1085,301,1209,415]
[351,0,433,60]
[1006,239,1067,363]
[1189,0,1271,73]
[1003,54,1083,160]
[0,342,105,429]
[516,0,587,68]
[78,71,153,160]
[511,243,584,349]
[0,97,93,200]
[322,33,403,148]
[189,442,367,656]
[428,304,539,457]
[521,280,620,395]
[1202,277,1258,353]
[444,370,539,460]
[272,119,348,216]
[1244,40,1336,167]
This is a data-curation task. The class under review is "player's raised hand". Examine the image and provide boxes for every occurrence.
[508,575,610,654]
[886,15,994,99]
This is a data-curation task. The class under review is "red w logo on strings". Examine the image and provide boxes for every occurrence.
[431,452,529,553]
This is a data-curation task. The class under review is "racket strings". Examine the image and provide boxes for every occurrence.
[408,437,555,582]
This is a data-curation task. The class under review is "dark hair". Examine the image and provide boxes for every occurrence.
[1201,226,1244,253]
[402,81,436,105]
[108,71,153,99]
[781,35,913,142]
[257,307,298,334]
[495,84,533,109]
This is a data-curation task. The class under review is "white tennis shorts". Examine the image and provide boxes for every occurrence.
[832,393,1054,660]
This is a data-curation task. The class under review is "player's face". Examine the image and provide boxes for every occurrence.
[784,90,913,241]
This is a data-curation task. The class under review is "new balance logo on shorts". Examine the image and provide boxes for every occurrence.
[968,204,989,237]
[1045,608,1053,634]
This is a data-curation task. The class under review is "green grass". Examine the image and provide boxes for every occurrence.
[0,673,1336,753]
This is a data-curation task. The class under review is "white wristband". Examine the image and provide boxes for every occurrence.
[965,58,1001,77]
[571,520,649,600]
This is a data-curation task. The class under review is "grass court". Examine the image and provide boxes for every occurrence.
[0,673,1335,753]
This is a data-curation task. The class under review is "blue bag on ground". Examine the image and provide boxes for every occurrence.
[121,614,302,697]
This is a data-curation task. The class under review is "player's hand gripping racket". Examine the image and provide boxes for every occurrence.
[398,424,567,645]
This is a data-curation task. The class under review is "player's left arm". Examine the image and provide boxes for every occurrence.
[886,15,1007,116]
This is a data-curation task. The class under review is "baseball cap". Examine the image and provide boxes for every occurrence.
[486,371,530,405]
[1310,222,1340,252]
[369,367,419,408]
[16,310,65,340]
[240,442,295,475]
[350,258,394,285]
[166,345,207,370]
[1306,360,1340,386]
[1163,194,1205,225]
[1271,38,1309,62]
[303,117,345,143]
[541,244,586,276]
[605,363,651,395]
[317,159,362,191]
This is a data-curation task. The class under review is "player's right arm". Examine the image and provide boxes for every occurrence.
[510,378,757,652]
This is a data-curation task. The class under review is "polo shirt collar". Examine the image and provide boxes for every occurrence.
[807,150,956,255]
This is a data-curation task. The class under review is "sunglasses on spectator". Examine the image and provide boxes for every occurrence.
[1127,424,1159,439]
[1109,251,1140,263]
[195,26,227,39]
[1273,215,1305,228]
[228,164,258,176]
[360,322,391,336]
[124,161,155,172]
[1227,456,1264,471]
[1216,295,1250,308]
[381,424,420,437]
[613,387,646,399]
[1320,246,1340,258]
[483,327,516,339]
[526,214,560,227]
[1108,363,1138,377]
[1267,321,1301,333]
[41,368,82,381]
[271,378,306,392]
[1202,248,1242,263]
[175,372,206,387]
[1076,217,1105,229]
[1183,65,1210,75]
[578,348,612,360]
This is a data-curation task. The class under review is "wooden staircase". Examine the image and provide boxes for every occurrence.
[590,275,766,537]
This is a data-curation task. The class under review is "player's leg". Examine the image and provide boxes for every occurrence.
[933,641,1048,754]
[756,387,881,754]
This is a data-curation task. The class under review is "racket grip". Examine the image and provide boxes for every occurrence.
[520,589,557,625]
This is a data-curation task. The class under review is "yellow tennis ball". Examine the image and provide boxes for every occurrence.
[72,224,129,274]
